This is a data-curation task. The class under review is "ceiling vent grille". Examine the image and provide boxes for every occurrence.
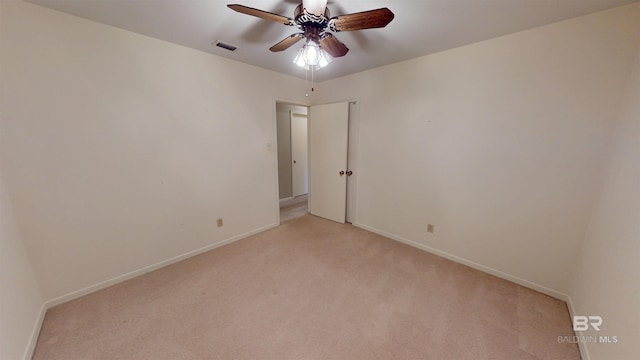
[214,41,237,52]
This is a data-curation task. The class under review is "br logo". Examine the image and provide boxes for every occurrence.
[573,316,602,331]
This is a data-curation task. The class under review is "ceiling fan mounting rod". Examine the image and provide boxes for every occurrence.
[294,4,329,28]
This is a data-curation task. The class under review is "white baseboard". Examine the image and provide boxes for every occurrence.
[29,221,584,359]
[23,303,47,360]
[279,195,308,208]
[44,223,279,309]
[25,223,279,359]
[353,222,570,301]
[354,223,590,360]
[565,295,590,360]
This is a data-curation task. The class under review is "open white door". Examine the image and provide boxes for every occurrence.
[309,102,349,223]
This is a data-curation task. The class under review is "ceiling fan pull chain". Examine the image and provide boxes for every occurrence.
[304,64,309,97]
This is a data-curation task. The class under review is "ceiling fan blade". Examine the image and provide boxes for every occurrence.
[329,8,394,32]
[319,34,349,57]
[270,33,305,52]
[227,4,293,25]
[302,0,328,16]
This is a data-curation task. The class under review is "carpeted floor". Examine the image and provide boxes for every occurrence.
[33,215,580,359]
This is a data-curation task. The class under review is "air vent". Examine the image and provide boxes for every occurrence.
[214,41,237,52]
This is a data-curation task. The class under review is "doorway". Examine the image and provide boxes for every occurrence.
[276,102,309,222]
[275,100,358,225]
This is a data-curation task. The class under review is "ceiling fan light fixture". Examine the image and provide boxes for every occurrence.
[293,40,332,70]
[317,49,333,68]
[293,47,308,68]
[304,41,320,65]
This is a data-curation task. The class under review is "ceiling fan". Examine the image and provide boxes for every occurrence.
[228,0,394,69]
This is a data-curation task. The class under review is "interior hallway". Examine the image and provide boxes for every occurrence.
[280,194,308,223]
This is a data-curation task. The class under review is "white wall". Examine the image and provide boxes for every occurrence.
[0,0,308,302]
[0,168,44,360]
[568,47,639,360]
[312,4,640,296]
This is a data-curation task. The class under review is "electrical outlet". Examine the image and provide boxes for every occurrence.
[427,224,434,233]
[217,218,224,227]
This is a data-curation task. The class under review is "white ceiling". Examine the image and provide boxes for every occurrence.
[26,0,637,82]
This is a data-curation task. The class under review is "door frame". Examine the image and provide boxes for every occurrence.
[272,97,360,225]
[273,99,310,225]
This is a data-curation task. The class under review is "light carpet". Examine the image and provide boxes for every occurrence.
[33,215,580,359]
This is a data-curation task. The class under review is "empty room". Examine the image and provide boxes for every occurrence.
[1,0,638,359]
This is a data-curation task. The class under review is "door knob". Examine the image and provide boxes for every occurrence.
[339,171,345,176]
[346,171,353,176]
